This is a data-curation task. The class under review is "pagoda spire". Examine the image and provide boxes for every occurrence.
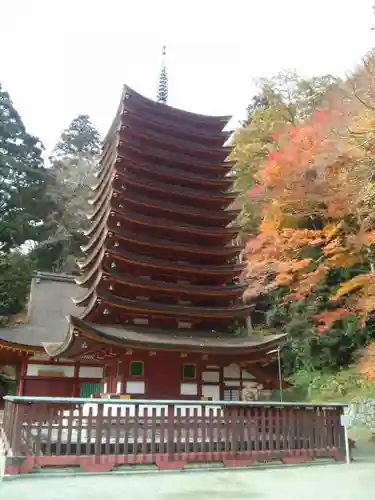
[156,45,168,104]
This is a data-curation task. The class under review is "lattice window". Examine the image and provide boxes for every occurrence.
[223,389,241,401]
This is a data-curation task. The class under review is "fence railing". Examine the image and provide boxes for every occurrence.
[1,396,347,474]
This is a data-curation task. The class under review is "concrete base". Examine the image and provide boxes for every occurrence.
[0,462,368,500]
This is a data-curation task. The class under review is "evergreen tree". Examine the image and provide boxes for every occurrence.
[0,252,34,322]
[52,114,101,159]
[0,83,52,251]
[32,114,101,272]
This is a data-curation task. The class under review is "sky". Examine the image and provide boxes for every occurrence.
[1,0,375,153]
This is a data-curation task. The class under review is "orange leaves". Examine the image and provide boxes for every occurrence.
[322,236,360,268]
[313,308,354,335]
[244,95,375,334]
[326,253,359,268]
[286,264,328,302]
[360,231,375,247]
[327,273,375,329]
[247,184,265,201]
[334,274,374,299]
[358,343,375,382]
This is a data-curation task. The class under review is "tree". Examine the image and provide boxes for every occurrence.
[244,97,375,335]
[52,114,101,159]
[32,115,101,272]
[0,252,34,323]
[231,72,341,239]
[32,156,96,272]
[0,84,52,251]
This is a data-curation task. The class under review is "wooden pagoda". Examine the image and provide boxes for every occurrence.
[0,86,286,401]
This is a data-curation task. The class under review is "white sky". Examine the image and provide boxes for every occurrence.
[1,0,374,153]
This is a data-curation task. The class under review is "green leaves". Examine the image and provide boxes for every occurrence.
[0,252,34,320]
[31,114,101,273]
[52,115,101,159]
[0,83,52,251]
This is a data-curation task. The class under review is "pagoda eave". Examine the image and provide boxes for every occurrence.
[90,167,115,206]
[88,189,240,225]
[107,207,239,239]
[83,205,240,255]
[121,107,231,144]
[73,270,247,307]
[80,293,251,323]
[120,125,229,161]
[122,85,231,128]
[79,226,243,272]
[43,316,286,359]
[116,155,234,189]
[118,140,232,173]
[0,338,42,355]
[111,170,237,204]
[104,247,243,276]
[76,247,243,288]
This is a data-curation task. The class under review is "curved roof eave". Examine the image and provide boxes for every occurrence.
[44,316,287,358]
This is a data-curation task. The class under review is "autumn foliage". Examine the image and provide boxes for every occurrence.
[358,343,375,382]
[243,94,375,334]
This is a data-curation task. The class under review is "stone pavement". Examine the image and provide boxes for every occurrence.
[1,461,374,500]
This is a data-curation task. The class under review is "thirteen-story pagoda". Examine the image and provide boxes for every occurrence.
[0,84,285,401]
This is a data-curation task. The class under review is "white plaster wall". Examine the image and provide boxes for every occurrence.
[30,354,72,362]
[242,369,255,380]
[134,318,148,325]
[223,364,241,378]
[78,366,103,378]
[224,380,241,387]
[116,381,123,393]
[126,381,145,394]
[243,380,258,388]
[180,383,198,395]
[29,353,51,361]
[202,385,220,401]
[178,321,192,328]
[26,364,74,377]
[202,371,220,382]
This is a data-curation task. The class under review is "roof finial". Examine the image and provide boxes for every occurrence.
[156,45,168,104]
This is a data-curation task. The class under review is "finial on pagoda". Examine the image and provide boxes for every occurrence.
[156,45,168,104]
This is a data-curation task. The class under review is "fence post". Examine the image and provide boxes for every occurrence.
[340,412,351,464]
[167,404,174,461]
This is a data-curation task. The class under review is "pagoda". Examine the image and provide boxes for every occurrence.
[0,53,285,401]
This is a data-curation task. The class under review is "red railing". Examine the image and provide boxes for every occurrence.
[1,396,347,474]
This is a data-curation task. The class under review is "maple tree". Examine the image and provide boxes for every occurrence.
[244,99,375,335]
[231,72,340,240]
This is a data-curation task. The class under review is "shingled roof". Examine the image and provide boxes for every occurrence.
[0,271,286,357]
[0,272,82,348]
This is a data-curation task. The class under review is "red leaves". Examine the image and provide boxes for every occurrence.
[358,343,375,381]
[313,308,354,335]
[245,98,375,336]
[247,184,265,200]
[271,131,283,141]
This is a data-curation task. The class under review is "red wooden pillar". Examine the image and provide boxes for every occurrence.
[72,363,80,397]
[219,366,224,400]
[114,360,122,393]
[196,359,203,399]
[107,363,117,393]
[16,356,28,396]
